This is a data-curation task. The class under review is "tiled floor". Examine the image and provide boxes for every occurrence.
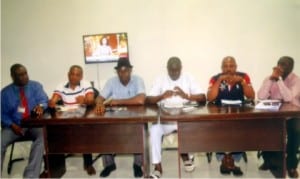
[1,142,299,178]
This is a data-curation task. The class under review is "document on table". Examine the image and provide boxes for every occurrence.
[162,102,197,114]
[56,104,80,111]
[221,99,242,105]
[163,103,183,109]
[56,104,86,118]
[255,100,282,111]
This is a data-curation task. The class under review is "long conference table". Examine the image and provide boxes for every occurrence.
[22,103,300,178]
[22,105,158,178]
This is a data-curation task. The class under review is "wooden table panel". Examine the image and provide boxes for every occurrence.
[46,124,144,154]
[178,119,285,153]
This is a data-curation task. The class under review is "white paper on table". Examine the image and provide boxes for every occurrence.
[255,100,282,110]
[221,99,242,105]
[56,104,80,111]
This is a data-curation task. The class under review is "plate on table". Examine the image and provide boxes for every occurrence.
[161,103,183,115]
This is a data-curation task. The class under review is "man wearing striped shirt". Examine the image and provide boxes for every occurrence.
[48,65,96,175]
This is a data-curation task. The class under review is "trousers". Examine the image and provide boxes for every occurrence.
[262,118,300,169]
[1,127,44,178]
[150,123,177,164]
[83,154,93,168]
[102,154,143,167]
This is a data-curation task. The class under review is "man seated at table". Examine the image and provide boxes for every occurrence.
[48,65,96,175]
[95,58,145,177]
[1,64,48,178]
[257,56,300,178]
[207,56,255,176]
[146,57,206,178]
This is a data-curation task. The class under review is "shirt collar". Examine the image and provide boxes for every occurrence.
[12,82,28,90]
[284,73,294,81]
[64,82,81,88]
[167,74,182,82]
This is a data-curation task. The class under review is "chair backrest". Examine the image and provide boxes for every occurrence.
[162,132,178,150]
[92,87,99,99]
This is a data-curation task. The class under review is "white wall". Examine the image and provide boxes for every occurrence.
[2,0,300,97]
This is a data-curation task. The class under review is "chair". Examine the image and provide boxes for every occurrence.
[7,136,31,174]
[162,131,178,151]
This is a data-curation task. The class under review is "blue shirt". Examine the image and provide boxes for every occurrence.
[101,75,145,99]
[1,80,48,128]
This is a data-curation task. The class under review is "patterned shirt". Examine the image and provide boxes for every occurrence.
[208,72,252,105]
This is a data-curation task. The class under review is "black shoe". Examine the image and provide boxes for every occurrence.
[220,164,231,175]
[133,164,143,177]
[259,162,271,171]
[232,166,243,176]
[100,164,116,177]
[39,170,49,178]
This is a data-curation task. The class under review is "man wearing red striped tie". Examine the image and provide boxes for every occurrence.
[1,63,48,178]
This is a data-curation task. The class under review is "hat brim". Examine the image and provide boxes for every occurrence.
[114,65,133,70]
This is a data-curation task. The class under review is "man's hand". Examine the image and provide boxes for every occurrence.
[161,90,174,99]
[95,103,105,115]
[32,105,44,118]
[270,66,283,81]
[11,123,24,136]
[173,86,189,99]
[220,74,243,86]
[76,95,85,105]
[230,75,244,84]
[218,74,229,82]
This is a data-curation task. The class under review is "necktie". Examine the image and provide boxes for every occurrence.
[20,87,30,119]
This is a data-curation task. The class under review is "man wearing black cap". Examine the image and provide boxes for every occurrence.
[95,58,146,177]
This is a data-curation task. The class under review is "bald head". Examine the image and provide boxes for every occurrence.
[222,56,236,66]
[221,56,237,75]
[167,56,182,81]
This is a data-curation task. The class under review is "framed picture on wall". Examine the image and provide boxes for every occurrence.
[83,32,129,64]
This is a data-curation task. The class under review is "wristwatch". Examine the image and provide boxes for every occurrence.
[38,104,45,109]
